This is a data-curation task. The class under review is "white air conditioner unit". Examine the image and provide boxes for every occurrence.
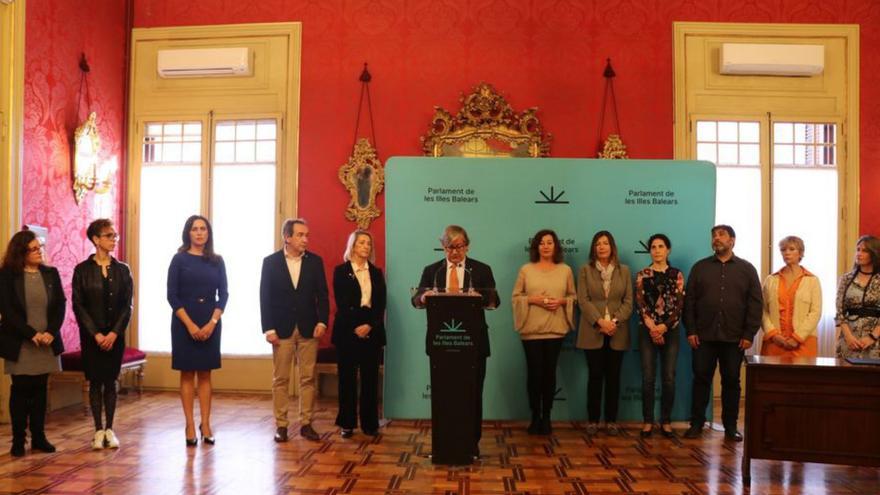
[157,47,251,78]
[720,43,824,76]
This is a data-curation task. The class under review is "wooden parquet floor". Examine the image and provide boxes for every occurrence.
[0,391,877,495]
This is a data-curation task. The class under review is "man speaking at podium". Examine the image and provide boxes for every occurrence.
[412,225,499,458]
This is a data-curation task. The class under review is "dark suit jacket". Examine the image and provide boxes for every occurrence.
[0,265,66,361]
[331,262,386,348]
[259,250,329,339]
[412,257,499,357]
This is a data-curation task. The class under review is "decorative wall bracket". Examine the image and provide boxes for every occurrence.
[421,82,551,158]
[339,138,384,229]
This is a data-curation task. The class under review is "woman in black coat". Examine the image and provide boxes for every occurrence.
[332,230,386,438]
[72,219,133,450]
[0,230,65,457]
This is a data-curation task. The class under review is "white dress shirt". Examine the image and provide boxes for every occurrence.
[351,261,372,307]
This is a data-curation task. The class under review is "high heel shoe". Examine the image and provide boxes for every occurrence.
[186,425,197,447]
[199,423,215,445]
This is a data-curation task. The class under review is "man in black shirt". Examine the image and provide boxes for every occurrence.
[682,225,762,441]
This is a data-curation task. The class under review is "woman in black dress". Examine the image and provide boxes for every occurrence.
[0,230,65,457]
[167,215,228,446]
[332,230,386,438]
[72,219,133,450]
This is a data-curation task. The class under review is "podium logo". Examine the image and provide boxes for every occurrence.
[440,319,466,333]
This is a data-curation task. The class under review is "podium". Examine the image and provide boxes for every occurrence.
[425,292,485,465]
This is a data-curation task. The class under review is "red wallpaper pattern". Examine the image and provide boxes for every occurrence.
[23,0,127,350]
[22,0,880,349]
[130,0,880,261]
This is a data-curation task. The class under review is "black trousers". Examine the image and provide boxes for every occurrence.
[335,343,381,431]
[690,340,743,432]
[521,338,563,417]
[584,339,624,423]
[9,374,49,441]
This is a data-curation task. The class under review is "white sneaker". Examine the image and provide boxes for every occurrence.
[92,430,106,450]
[104,429,120,449]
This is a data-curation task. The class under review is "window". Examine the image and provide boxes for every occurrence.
[138,119,277,356]
[696,118,840,354]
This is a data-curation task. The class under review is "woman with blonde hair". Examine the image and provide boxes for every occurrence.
[761,236,822,357]
[332,230,386,438]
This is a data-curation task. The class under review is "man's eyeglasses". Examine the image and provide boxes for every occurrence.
[444,244,467,252]
[100,233,119,240]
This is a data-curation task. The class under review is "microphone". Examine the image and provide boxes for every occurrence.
[465,266,474,294]
[432,263,445,292]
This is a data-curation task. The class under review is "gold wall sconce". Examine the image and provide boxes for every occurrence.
[72,112,114,204]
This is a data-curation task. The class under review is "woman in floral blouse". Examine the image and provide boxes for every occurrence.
[635,233,685,438]
[835,235,880,359]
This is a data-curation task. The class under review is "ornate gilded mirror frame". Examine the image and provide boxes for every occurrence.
[421,83,551,158]
[339,138,384,229]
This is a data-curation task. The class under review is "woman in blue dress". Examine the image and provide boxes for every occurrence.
[167,215,228,446]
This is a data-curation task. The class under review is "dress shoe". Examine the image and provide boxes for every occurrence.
[724,430,744,442]
[31,437,56,453]
[274,426,288,443]
[363,429,379,437]
[300,424,320,441]
[10,440,25,458]
[683,424,703,439]
[539,417,552,435]
[92,430,106,450]
[605,423,621,436]
[586,423,599,436]
[661,426,676,438]
[527,416,540,435]
[105,429,120,449]
[340,429,353,438]
[640,426,653,438]
[199,424,215,445]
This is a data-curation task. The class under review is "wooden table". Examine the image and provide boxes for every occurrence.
[742,356,880,483]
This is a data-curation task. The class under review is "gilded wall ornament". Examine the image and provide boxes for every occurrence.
[339,138,384,229]
[421,83,551,158]
[598,134,628,159]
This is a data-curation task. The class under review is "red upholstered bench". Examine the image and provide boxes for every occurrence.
[49,348,147,411]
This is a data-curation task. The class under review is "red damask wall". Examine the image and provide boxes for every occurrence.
[130,0,880,267]
[22,1,880,349]
[22,0,127,349]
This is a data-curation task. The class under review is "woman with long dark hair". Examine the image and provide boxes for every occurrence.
[167,215,228,446]
[635,233,684,438]
[72,219,133,449]
[512,229,576,435]
[575,230,633,436]
[835,235,880,359]
[0,230,65,457]
[332,230,386,438]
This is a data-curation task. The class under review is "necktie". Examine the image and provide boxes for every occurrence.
[448,264,461,293]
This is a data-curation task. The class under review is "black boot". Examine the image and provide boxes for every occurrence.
[527,411,540,435]
[10,382,28,457]
[28,381,55,453]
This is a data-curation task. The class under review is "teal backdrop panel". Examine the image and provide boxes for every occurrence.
[384,158,716,421]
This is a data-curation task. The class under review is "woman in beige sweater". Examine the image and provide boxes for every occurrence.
[761,236,821,357]
[512,229,576,435]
